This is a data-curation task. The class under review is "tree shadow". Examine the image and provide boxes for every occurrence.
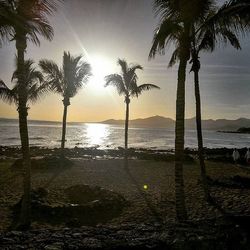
[41,156,72,188]
[123,152,163,224]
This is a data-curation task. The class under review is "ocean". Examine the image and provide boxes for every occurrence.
[0,119,250,149]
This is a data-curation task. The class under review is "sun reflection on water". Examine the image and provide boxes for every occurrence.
[85,123,109,147]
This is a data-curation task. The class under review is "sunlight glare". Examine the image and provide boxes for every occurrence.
[86,123,109,146]
[88,56,115,94]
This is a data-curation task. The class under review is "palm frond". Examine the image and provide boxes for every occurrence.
[117,59,128,76]
[217,28,241,50]
[39,59,63,94]
[126,63,143,91]
[149,19,182,59]
[168,47,180,67]
[131,83,160,97]
[129,64,143,72]
[197,13,242,53]
[10,58,48,104]
[197,28,216,52]
[106,58,158,99]
[28,70,44,84]
[27,81,51,104]
[104,74,127,96]
[41,52,91,100]
[132,84,160,97]
[75,61,92,87]
[0,1,15,46]
[197,0,250,37]
[0,0,60,47]
[26,20,54,45]
[63,52,79,95]
[19,0,60,43]
[62,52,92,98]
[0,79,16,104]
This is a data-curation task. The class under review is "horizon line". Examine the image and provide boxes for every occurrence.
[1,115,250,123]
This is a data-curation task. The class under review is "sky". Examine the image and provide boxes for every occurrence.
[0,0,250,122]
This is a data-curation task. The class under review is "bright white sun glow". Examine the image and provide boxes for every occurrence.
[85,123,109,146]
[88,55,115,94]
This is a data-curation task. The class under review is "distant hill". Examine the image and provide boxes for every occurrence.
[0,117,61,125]
[1,116,250,130]
[0,118,79,125]
[101,116,250,130]
[102,116,175,128]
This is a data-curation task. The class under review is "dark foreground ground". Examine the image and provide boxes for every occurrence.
[1,146,250,249]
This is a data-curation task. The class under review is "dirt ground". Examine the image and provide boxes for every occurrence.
[1,157,250,231]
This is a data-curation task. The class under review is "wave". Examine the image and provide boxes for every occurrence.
[30,137,45,140]
[6,137,19,140]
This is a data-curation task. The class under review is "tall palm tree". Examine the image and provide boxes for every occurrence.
[190,23,242,202]
[149,0,211,221]
[0,0,59,228]
[39,52,92,156]
[168,15,243,202]
[104,59,159,150]
[0,60,50,208]
[149,0,250,221]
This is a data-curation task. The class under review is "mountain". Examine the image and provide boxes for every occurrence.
[102,115,175,128]
[1,116,250,130]
[101,116,250,130]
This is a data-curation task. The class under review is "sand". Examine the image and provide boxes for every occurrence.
[1,150,250,231]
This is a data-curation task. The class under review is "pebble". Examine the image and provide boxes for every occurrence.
[81,237,102,248]
[0,221,250,249]
[44,242,64,250]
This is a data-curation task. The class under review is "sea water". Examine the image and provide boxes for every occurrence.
[0,119,249,149]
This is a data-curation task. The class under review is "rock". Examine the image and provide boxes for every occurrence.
[72,232,82,237]
[81,238,102,248]
[10,231,23,237]
[11,156,73,172]
[2,237,15,243]
[44,242,64,250]
[51,233,64,239]
[12,185,127,228]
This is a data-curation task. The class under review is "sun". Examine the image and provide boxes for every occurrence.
[88,55,115,94]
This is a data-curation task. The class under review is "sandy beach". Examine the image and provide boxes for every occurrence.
[1,147,250,248]
[1,147,250,231]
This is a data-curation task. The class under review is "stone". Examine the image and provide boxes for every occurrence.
[81,237,102,248]
[44,242,64,250]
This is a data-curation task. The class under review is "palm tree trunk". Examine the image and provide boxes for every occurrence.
[194,68,211,202]
[61,101,68,157]
[18,106,31,228]
[175,54,188,222]
[124,96,130,150]
[16,35,31,229]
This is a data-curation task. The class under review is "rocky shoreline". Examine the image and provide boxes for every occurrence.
[1,217,250,250]
[1,145,247,163]
[1,146,250,249]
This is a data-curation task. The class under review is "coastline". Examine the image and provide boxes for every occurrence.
[1,146,250,248]
[0,145,248,161]
[218,130,250,134]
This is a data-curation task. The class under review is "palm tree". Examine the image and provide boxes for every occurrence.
[149,0,250,221]
[149,0,211,221]
[0,60,50,216]
[39,52,92,156]
[104,59,159,150]
[190,22,242,202]
[167,14,243,203]
[0,0,59,228]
